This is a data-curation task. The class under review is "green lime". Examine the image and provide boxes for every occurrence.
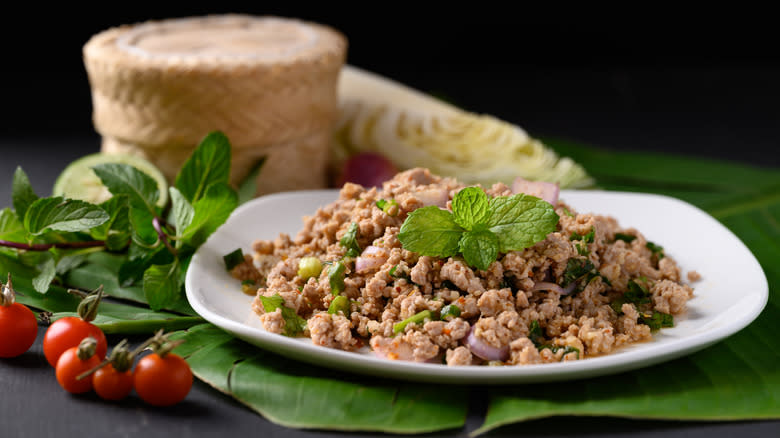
[53,152,169,207]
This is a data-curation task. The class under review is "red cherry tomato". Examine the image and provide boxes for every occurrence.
[43,316,107,367]
[134,352,193,407]
[55,344,101,394]
[0,302,38,358]
[93,363,134,401]
[336,152,399,188]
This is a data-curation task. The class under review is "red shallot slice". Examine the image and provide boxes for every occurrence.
[511,177,560,206]
[355,245,388,273]
[465,328,509,362]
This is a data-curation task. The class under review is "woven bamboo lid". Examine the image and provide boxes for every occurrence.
[83,14,347,195]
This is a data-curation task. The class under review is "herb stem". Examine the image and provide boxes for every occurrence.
[152,216,177,256]
[0,239,105,251]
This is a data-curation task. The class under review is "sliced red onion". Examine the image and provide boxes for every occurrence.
[355,245,388,273]
[414,188,449,208]
[512,177,560,205]
[465,328,509,362]
[531,281,577,296]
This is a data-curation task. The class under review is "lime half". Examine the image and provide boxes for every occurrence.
[53,152,169,207]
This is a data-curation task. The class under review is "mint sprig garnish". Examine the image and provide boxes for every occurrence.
[0,130,250,308]
[397,187,559,271]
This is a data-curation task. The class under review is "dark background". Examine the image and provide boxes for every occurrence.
[2,6,779,168]
[0,5,778,438]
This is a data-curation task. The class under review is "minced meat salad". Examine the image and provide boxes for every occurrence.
[226,168,696,366]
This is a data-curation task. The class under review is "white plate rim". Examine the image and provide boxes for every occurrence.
[185,189,769,384]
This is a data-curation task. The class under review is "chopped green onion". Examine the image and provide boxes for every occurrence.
[297,256,323,280]
[439,304,461,320]
[223,248,245,271]
[327,295,350,315]
[393,310,433,334]
[376,198,399,216]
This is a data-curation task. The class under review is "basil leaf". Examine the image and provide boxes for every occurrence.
[90,195,131,251]
[169,187,194,236]
[237,157,266,205]
[31,251,56,293]
[458,229,499,271]
[174,131,232,203]
[259,294,307,336]
[12,167,38,222]
[452,187,490,230]
[92,163,161,214]
[339,222,361,257]
[181,182,238,248]
[23,197,109,235]
[143,261,181,311]
[397,206,463,258]
[487,194,559,252]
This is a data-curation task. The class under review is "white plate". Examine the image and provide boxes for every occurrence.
[185,189,768,384]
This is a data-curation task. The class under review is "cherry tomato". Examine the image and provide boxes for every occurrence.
[55,339,101,394]
[134,352,193,406]
[0,274,38,358]
[43,316,107,367]
[93,363,134,401]
[0,302,38,358]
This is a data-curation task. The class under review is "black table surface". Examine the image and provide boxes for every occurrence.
[1,8,779,438]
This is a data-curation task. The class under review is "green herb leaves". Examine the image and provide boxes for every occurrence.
[0,131,244,308]
[398,187,559,271]
[259,294,307,336]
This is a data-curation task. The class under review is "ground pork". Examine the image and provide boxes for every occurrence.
[242,168,695,367]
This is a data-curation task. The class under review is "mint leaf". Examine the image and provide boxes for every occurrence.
[397,206,463,258]
[175,131,232,204]
[452,187,490,230]
[0,207,27,241]
[458,229,499,271]
[32,251,56,293]
[638,311,674,330]
[339,222,361,257]
[237,157,266,205]
[169,187,194,237]
[328,261,346,296]
[23,197,109,235]
[90,195,131,251]
[223,248,245,271]
[12,167,38,222]
[143,261,181,311]
[181,182,238,248]
[646,241,665,260]
[130,207,158,246]
[92,163,161,214]
[259,294,307,336]
[487,194,559,252]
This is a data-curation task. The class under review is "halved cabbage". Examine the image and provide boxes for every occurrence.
[333,66,594,189]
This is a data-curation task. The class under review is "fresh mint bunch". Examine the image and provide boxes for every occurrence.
[0,131,254,312]
[397,187,559,270]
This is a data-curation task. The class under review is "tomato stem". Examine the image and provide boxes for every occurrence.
[77,285,104,322]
